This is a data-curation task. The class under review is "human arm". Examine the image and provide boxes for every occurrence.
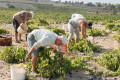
[25,36,51,61]
[25,46,36,61]
[25,35,45,60]
[84,25,88,38]
[56,46,65,62]
[78,19,86,38]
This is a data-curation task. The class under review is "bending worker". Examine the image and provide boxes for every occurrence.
[68,14,92,45]
[13,10,34,43]
[25,29,67,73]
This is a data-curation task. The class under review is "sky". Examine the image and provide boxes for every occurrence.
[52,0,120,4]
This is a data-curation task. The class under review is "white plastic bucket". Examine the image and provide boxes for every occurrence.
[17,26,26,34]
[17,23,28,34]
[10,64,26,80]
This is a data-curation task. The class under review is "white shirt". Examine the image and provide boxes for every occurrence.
[69,14,87,28]
[71,14,85,19]
[31,29,63,52]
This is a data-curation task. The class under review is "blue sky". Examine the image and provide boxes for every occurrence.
[52,0,120,4]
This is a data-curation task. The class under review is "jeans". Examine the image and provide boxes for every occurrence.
[27,33,44,56]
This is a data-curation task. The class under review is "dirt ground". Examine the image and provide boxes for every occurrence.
[0,23,120,80]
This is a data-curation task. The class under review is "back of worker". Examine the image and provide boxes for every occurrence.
[30,29,58,48]
[71,14,85,19]
[69,14,87,28]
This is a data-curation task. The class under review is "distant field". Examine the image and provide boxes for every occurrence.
[0,4,120,25]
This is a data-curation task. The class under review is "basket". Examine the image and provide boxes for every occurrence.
[0,36,12,46]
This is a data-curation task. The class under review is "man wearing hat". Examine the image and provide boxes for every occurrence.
[68,14,92,45]
[13,10,34,43]
[25,29,67,73]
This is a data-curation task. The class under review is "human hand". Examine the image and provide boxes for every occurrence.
[25,54,31,61]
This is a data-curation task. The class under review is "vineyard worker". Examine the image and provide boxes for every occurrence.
[68,14,92,45]
[25,29,67,73]
[13,10,34,43]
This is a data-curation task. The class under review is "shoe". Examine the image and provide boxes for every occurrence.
[15,41,21,43]
[19,39,24,41]
[29,72,39,77]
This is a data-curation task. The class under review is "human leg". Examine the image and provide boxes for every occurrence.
[74,28,79,43]
[14,32,19,42]
[31,55,38,72]
[75,37,79,43]
[68,23,74,45]
[13,19,20,43]
[19,33,22,41]
[27,33,44,72]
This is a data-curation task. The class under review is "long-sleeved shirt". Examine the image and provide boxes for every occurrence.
[31,29,63,52]
[13,10,29,24]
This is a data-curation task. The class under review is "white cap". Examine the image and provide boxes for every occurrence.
[29,11,34,18]
[61,35,67,45]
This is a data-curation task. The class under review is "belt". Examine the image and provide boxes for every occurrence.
[69,22,76,28]
[69,22,73,25]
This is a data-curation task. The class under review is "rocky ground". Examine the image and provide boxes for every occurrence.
[0,23,120,80]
